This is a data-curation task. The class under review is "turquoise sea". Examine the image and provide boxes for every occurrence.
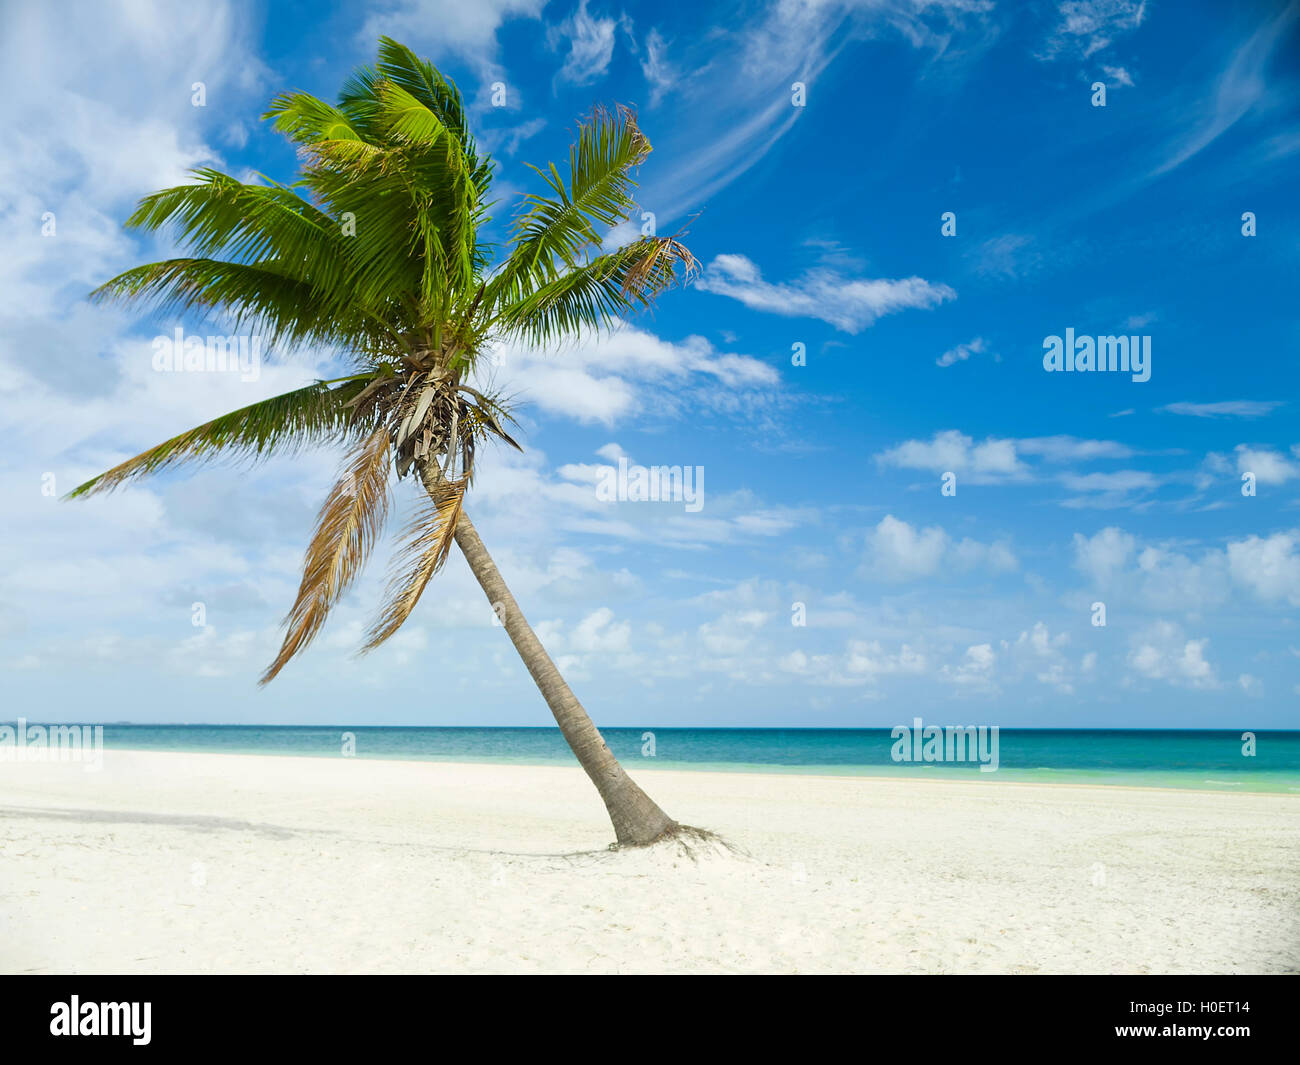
[70,725,1300,794]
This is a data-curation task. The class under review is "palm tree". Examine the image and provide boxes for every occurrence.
[69,38,698,847]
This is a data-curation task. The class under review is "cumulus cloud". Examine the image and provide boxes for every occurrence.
[942,643,997,689]
[876,430,1026,483]
[1232,445,1300,486]
[1227,532,1300,607]
[1127,621,1218,689]
[480,325,779,427]
[1073,526,1300,613]
[1072,527,1136,587]
[876,431,1141,488]
[862,515,1017,581]
[694,253,955,334]
[553,607,633,652]
[845,639,928,679]
[361,0,546,77]
[1002,622,1075,693]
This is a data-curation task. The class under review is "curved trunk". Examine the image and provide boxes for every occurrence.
[418,464,676,845]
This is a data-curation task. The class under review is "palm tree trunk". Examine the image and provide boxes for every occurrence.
[417,463,677,846]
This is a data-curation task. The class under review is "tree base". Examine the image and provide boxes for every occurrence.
[608,823,736,860]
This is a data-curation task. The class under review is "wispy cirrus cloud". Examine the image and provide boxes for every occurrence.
[1059,470,1163,509]
[936,337,987,367]
[1148,1,1299,178]
[637,27,675,106]
[1158,400,1284,419]
[1037,0,1149,61]
[548,0,630,86]
[639,0,995,222]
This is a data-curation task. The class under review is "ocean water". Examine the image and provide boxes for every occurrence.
[71,725,1300,794]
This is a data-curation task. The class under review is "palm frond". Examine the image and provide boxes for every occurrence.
[457,384,523,451]
[121,169,351,300]
[89,257,385,353]
[263,90,377,150]
[485,104,651,317]
[65,377,379,499]
[361,475,465,652]
[261,427,393,683]
[492,235,697,345]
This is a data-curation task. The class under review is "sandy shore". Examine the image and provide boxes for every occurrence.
[1,749,1297,974]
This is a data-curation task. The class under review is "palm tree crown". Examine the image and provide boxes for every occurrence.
[72,37,697,686]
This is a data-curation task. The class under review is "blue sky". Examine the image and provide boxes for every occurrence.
[2,0,1299,727]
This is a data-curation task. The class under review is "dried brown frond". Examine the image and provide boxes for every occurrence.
[621,235,699,299]
[360,476,466,651]
[260,427,392,683]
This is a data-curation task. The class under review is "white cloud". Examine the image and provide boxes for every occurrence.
[876,430,1026,482]
[1002,622,1075,693]
[1227,532,1300,607]
[638,0,993,222]
[865,516,948,579]
[1127,621,1218,689]
[1072,526,1136,587]
[639,28,675,105]
[549,0,629,86]
[568,607,632,652]
[863,515,1017,582]
[942,643,996,689]
[698,610,768,656]
[360,0,546,76]
[876,431,1138,487]
[1233,445,1299,486]
[1017,436,1135,462]
[480,325,778,427]
[1159,400,1284,419]
[1072,526,1300,613]
[695,253,955,334]
[972,233,1041,280]
[1039,0,1148,60]
[1059,470,1161,508]
[845,640,927,679]
[1149,3,1298,178]
[936,337,986,367]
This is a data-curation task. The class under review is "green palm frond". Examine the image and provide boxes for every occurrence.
[65,377,381,499]
[365,37,492,190]
[493,235,697,346]
[263,90,375,149]
[122,169,352,300]
[486,105,651,319]
[90,257,390,353]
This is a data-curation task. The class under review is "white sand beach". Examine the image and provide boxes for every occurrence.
[1,749,1297,974]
